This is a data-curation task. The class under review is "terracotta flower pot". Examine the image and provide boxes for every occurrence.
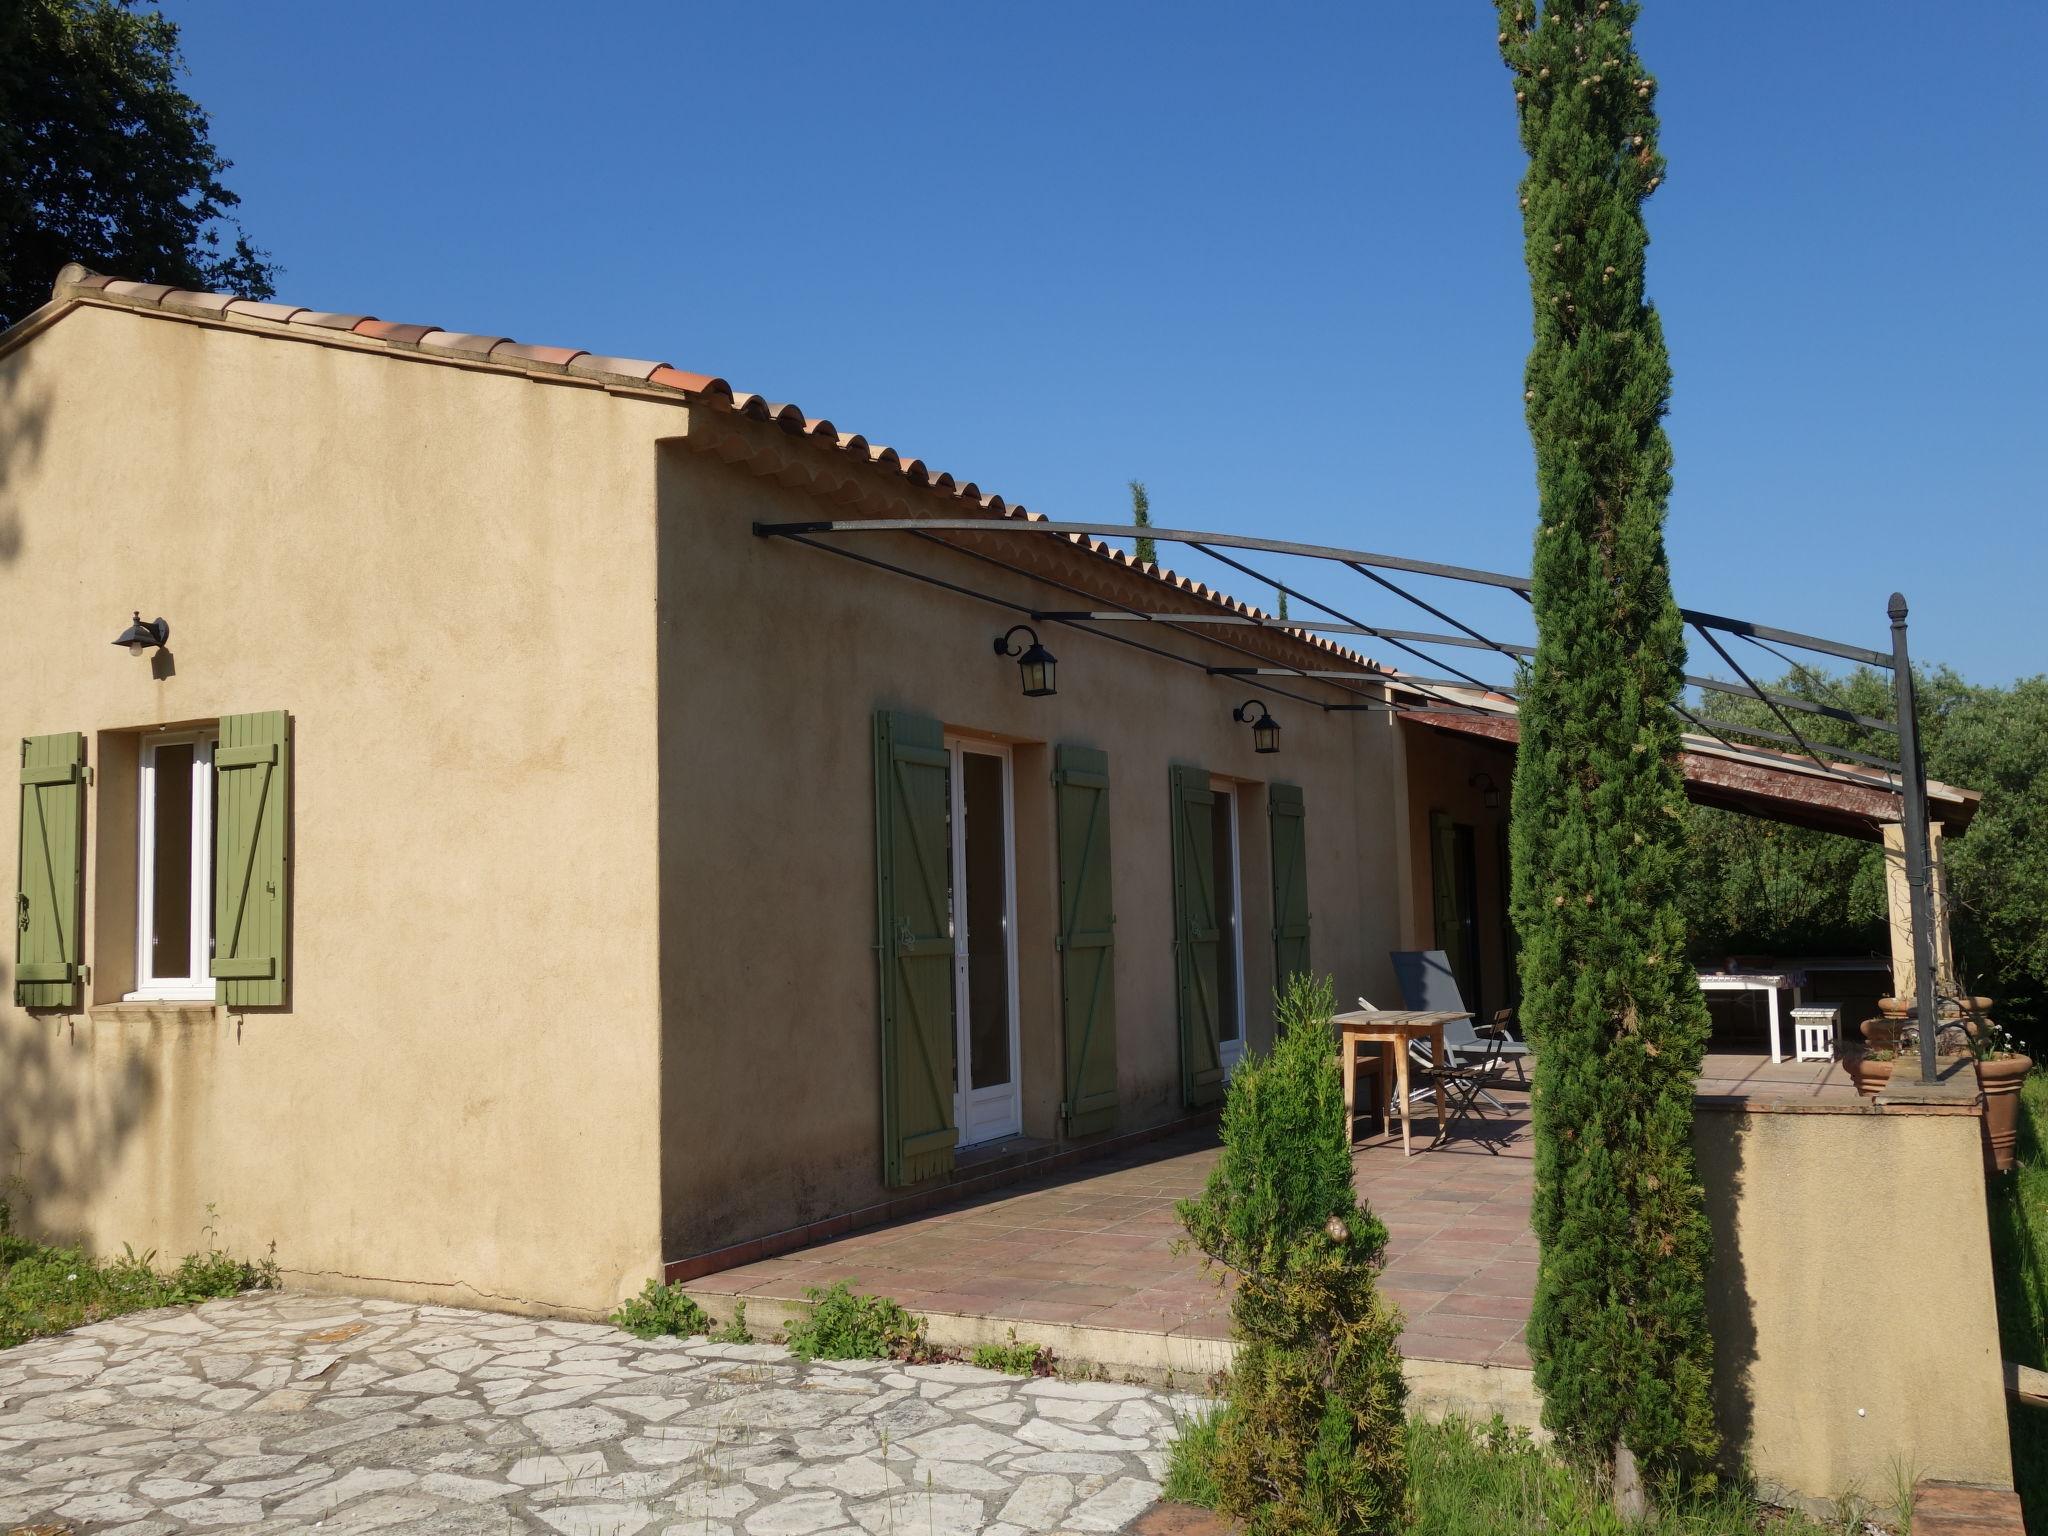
[1844,1052,1894,1098]
[1860,1014,1905,1050]
[1978,1054,2034,1174]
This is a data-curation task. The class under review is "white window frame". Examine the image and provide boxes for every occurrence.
[1210,775,1249,1071]
[128,731,216,1002]
[946,735,1023,1147]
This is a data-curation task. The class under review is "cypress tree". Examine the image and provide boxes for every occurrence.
[1129,479,1157,567]
[1493,0,1719,1508]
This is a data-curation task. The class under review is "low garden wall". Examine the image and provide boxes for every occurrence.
[1694,1067,2012,1507]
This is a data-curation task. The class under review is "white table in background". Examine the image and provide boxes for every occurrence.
[1697,970,1808,1064]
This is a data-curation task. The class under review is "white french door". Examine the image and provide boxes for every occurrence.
[947,737,1022,1145]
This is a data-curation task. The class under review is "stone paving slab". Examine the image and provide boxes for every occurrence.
[0,1292,1209,1535]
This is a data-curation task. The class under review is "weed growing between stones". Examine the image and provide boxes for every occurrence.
[609,1279,714,1339]
[783,1281,931,1361]
[711,1299,755,1344]
[969,1328,1055,1375]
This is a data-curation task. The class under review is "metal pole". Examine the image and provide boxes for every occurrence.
[1889,593,1940,1084]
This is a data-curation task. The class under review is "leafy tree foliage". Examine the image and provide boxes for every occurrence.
[1679,667,2048,1057]
[1176,974,1407,1535]
[0,0,276,327]
[1129,479,1157,567]
[1494,0,1719,1502]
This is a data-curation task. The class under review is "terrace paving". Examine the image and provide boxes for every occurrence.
[694,1053,1859,1377]
[0,1291,1201,1535]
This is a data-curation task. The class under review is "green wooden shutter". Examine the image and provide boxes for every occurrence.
[875,710,957,1187]
[212,711,291,1006]
[15,733,87,1009]
[1269,783,1310,990]
[1054,745,1118,1139]
[1429,809,1464,997]
[1170,764,1224,1108]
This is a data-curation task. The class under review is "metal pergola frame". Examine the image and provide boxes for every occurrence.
[754,514,1946,1084]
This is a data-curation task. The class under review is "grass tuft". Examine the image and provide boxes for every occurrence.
[1164,1410,1880,1533]
[1163,1405,1225,1507]
[969,1329,1053,1376]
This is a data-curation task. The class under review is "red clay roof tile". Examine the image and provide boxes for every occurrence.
[418,330,509,359]
[650,365,730,398]
[290,310,375,331]
[567,353,668,382]
[488,340,585,370]
[352,319,438,346]
[222,298,306,324]
[104,280,178,303]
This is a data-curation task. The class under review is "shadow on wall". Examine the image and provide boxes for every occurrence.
[0,989,160,1240]
[1696,1110,1760,1476]
[0,351,50,565]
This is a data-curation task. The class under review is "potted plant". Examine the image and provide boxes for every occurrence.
[1844,1029,1897,1097]
[1957,1001,2033,1174]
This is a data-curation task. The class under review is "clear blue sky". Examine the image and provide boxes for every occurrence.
[175,2,2045,685]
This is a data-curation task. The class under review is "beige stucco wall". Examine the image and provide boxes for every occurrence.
[0,302,668,1313]
[1696,1104,2012,1503]
[653,436,1414,1260]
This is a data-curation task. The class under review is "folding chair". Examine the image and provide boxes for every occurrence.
[1418,1032,1512,1155]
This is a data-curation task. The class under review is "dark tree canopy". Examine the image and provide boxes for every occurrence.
[1495,0,1719,1502]
[1681,667,2048,1059]
[0,0,276,328]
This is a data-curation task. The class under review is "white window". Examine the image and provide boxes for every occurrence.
[130,732,216,1001]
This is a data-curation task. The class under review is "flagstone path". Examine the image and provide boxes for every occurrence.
[0,1291,1207,1536]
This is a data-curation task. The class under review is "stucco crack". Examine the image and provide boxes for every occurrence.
[275,1266,606,1320]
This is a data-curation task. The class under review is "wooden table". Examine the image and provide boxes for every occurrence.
[1333,1009,1469,1156]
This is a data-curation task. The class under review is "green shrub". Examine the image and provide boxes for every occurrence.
[0,1206,277,1350]
[1175,972,1408,1536]
[970,1329,1052,1375]
[610,1280,713,1340]
[784,1281,925,1361]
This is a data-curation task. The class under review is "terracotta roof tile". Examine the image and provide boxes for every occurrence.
[290,310,375,331]
[222,298,306,324]
[160,289,237,318]
[418,330,510,360]
[104,280,178,303]
[352,319,438,346]
[651,365,730,398]
[490,340,586,370]
[29,264,1381,675]
[567,353,668,382]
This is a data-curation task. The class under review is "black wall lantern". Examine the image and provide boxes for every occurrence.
[995,624,1057,698]
[113,612,169,655]
[1232,697,1280,754]
[1470,770,1501,809]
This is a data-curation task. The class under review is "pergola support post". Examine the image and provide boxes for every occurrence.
[1888,593,1940,1084]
